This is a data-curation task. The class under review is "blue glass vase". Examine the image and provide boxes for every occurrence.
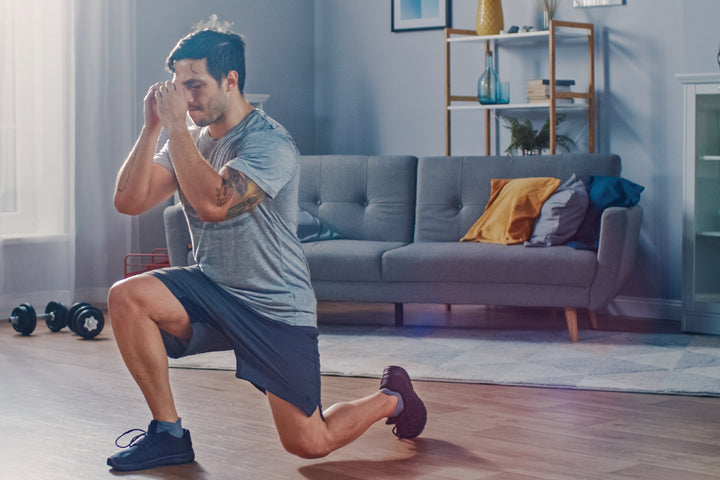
[478,51,498,104]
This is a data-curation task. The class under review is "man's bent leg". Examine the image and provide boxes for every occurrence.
[267,391,398,459]
[108,273,192,423]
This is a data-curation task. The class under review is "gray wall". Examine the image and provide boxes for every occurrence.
[313,0,719,318]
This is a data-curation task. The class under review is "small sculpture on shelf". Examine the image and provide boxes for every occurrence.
[504,114,575,155]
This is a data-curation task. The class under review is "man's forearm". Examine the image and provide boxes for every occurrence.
[166,126,224,221]
[114,125,162,213]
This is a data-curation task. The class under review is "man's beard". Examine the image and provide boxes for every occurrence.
[190,98,225,127]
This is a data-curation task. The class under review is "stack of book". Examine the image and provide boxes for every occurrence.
[526,79,575,104]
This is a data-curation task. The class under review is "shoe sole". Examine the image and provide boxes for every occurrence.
[107,451,195,472]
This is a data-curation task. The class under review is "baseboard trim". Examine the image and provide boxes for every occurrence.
[607,296,682,322]
[73,287,109,310]
[1,288,108,314]
[0,290,75,314]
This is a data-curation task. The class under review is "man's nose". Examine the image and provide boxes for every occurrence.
[173,82,192,102]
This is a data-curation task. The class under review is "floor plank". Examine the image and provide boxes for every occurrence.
[0,302,718,479]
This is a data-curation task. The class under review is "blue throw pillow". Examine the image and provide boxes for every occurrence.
[568,176,644,250]
[297,209,344,243]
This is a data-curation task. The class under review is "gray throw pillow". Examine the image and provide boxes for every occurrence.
[524,174,589,247]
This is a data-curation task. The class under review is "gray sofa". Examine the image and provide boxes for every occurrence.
[163,154,643,342]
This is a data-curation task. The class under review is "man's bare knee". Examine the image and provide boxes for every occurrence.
[109,275,191,339]
[278,431,331,459]
[108,280,137,319]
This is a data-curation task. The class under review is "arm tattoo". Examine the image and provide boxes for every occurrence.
[216,176,235,206]
[219,168,267,219]
[117,150,138,192]
[226,190,266,219]
[216,169,248,206]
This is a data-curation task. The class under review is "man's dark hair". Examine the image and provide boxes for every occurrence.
[166,29,247,93]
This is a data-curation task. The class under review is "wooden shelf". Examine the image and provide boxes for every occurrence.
[444,20,595,155]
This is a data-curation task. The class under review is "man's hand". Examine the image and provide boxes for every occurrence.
[155,80,189,133]
[143,82,163,131]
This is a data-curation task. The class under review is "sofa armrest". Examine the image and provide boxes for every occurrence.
[163,203,192,267]
[589,205,643,309]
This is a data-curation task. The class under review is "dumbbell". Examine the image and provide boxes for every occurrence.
[8,301,69,336]
[66,302,105,339]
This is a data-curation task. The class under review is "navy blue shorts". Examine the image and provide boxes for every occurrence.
[150,266,322,417]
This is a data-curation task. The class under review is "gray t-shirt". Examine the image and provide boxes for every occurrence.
[154,110,316,327]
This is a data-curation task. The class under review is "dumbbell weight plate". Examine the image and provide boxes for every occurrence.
[44,301,68,332]
[67,302,91,334]
[10,303,37,336]
[73,306,104,339]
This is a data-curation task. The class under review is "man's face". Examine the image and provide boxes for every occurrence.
[172,58,227,127]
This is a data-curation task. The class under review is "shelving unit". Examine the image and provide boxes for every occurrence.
[444,20,595,155]
[678,73,720,335]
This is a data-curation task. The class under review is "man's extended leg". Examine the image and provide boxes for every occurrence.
[268,392,397,459]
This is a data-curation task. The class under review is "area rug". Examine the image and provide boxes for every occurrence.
[169,325,720,396]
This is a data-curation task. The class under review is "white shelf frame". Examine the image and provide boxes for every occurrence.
[444,20,595,155]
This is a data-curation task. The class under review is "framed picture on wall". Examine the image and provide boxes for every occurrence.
[391,0,451,32]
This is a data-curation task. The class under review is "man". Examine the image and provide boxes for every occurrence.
[107,28,426,472]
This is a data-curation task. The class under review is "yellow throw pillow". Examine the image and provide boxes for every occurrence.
[461,177,561,245]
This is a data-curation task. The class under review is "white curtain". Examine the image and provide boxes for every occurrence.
[73,0,137,304]
[0,2,16,214]
[0,0,76,311]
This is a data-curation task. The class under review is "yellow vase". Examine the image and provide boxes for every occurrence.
[476,0,504,36]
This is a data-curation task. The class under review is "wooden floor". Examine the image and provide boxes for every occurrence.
[1,302,719,480]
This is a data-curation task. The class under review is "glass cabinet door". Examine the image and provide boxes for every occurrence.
[683,79,720,334]
[693,92,720,307]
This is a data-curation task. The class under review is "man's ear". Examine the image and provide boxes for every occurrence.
[224,70,239,92]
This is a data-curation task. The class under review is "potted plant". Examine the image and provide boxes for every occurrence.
[504,114,575,155]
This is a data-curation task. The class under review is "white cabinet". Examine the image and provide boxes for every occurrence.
[678,73,720,334]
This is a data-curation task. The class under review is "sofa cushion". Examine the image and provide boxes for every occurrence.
[303,240,406,282]
[524,174,589,247]
[298,155,417,242]
[382,242,597,286]
[414,154,622,242]
[461,177,561,245]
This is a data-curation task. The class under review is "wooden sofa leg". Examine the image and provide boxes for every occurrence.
[564,307,579,342]
[588,310,598,329]
[395,303,404,327]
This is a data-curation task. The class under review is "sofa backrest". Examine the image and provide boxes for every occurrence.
[414,154,622,242]
[299,155,418,242]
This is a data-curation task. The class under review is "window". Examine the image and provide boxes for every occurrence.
[0,0,74,237]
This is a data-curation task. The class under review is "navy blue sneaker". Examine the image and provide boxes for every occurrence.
[107,420,195,472]
[380,366,427,439]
